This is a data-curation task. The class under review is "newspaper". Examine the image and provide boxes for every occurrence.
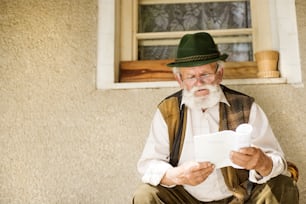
[194,123,253,169]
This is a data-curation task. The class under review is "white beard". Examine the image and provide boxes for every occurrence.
[182,84,222,110]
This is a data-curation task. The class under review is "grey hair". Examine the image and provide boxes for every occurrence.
[216,60,225,69]
[171,67,182,81]
[172,67,180,74]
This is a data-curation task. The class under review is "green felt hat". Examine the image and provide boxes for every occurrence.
[167,32,228,67]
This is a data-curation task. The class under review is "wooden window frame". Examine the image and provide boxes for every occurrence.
[120,0,257,82]
[97,0,301,89]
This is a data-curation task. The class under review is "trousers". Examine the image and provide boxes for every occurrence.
[133,175,299,204]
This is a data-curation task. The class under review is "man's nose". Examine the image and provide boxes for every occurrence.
[194,77,205,86]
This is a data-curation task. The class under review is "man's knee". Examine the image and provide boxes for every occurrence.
[133,183,160,204]
[267,174,299,203]
[248,175,299,203]
[268,174,298,191]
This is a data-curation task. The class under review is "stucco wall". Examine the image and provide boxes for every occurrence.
[0,0,305,203]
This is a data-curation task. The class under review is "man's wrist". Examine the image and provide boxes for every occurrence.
[160,166,182,186]
[256,156,273,177]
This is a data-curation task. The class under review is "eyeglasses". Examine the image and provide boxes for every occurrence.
[181,67,219,85]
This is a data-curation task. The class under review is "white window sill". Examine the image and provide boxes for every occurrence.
[103,78,287,90]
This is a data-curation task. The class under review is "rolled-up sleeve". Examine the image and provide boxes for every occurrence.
[248,103,287,184]
[137,109,173,186]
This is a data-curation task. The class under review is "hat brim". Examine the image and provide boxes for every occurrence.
[167,53,228,68]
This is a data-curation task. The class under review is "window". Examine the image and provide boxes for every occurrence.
[97,0,301,89]
[128,1,252,61]
[121,0,254,82]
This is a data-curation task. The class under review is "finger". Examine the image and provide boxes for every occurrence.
[231,151,252,167]
[190,168,213,183]
[237,147,258,155]
[187,162,212,173]
[197,162,214,169]
[186,162,202,173]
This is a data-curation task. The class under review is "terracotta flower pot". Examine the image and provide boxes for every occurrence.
[255,50,280,78]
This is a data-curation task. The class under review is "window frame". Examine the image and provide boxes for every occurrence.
[124,0,254,61]
[97,0,301,89]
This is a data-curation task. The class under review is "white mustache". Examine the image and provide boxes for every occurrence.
[182,85,221,110]
[189,85,218,95]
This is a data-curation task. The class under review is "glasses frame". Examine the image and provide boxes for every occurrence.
[180,64,220,85]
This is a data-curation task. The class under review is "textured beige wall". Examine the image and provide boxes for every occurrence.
[0,0,305,203]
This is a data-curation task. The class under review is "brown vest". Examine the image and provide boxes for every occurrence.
[158,85,254,203]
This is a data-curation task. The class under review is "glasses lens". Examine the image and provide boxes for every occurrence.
[182,71,217,85]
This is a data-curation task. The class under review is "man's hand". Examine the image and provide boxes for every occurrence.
[231,147,273,176]
[161,161,215,186]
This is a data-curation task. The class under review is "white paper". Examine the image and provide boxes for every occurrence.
[194,123,252,169]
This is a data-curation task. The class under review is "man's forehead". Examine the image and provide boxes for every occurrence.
[180,63,217,74]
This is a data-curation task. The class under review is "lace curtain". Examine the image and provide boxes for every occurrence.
[138,1,252,62]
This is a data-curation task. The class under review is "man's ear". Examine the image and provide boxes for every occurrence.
[216,66,224,83]
[174,73,184,89]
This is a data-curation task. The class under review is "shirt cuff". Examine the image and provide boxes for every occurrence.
[249,155,285,184]
[141,161,173,186]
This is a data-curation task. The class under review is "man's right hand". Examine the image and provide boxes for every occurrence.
[161,161,215,186]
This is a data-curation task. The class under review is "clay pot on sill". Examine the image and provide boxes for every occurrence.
[255,50,280,78]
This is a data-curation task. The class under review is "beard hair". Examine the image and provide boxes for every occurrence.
[182,84,222,110]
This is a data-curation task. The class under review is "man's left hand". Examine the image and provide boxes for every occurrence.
[231,147,273,176]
